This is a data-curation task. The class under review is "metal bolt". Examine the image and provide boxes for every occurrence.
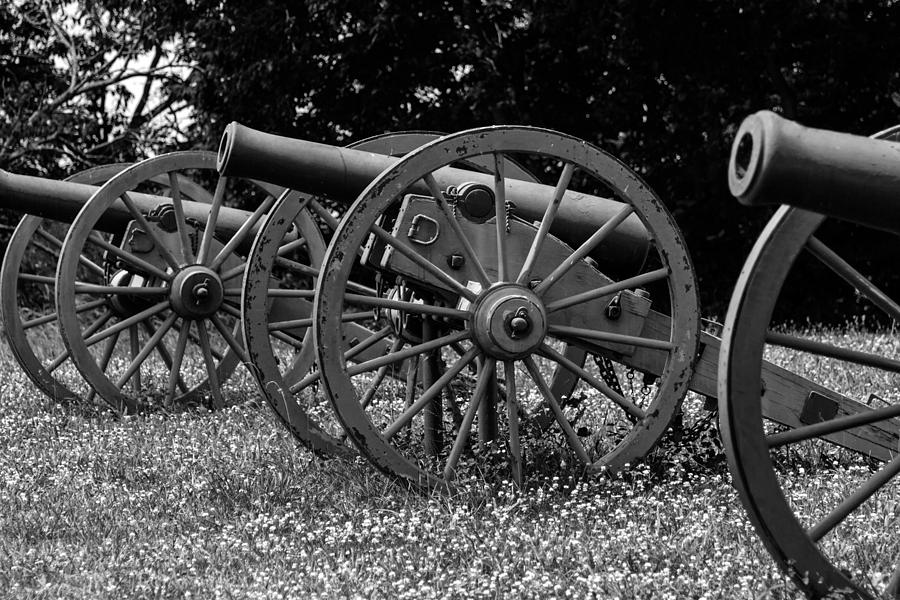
[447,253,465,269]
[508,307,531,338]
[634,288,651,300]
[605,294,622,320]
[192,279,210,304]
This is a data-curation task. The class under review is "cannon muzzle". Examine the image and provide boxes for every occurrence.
[218,123,652,276]
[728,110,900,232]
[0,167,264,237]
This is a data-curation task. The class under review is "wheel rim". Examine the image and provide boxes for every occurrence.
[315,126,699,489]
[54,151,277,411]
[720,127,900,598]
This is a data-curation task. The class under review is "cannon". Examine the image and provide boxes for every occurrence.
[0,132,514,414]
[722,110,900,599]
[218,123,899,493]
[0,151,323,411]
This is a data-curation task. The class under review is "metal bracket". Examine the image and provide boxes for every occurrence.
[799,391,839,425]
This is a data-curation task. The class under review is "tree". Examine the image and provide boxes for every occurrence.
[0,0,195,177]
[4,0,900,312]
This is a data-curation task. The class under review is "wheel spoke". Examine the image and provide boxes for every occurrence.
[196,323,224,408]
[538,343,646,420]
[22,298,105,329]
[358,338,405,408]
[308,197,340,231]
[504,360,522,487]
[290,327,395,395]
[262,288,315,299]
[168,171,195,264]
[74,284,168,296]
[807,454,900,542]
[128,325,142,392]
[383,346,479,439]
[766,330,900,372]
[46,347,71,374]
[443,356,495,480]
[807,236,900,323]
[196,176,227,265]
[96,328,121,382]
[165,323,192,403]
[534,204,634,296]
[273,256,319,279]
[84,301,170,347]
[545,268,669,313]
[523,355,591,464]
[142,320,188,394]
[372,223,477,301]
[85,233,172,281]
[344,293,469,320]
[268,309,372,332]
[116,314,178,388]
[36,228,105,277]
[48,310,112,372]
[270,328,307,350]
[218,263,247,284]
[766,402,900,448]
[120,192,181,270]
[517,163,575,285]
[348,330,470,376]
[421,316,442,455]
[422,173,490,287]
[277,237,309,257]
[548,324,674,351]
[399,356,421,438]
[345,325,393,360]
[18,273,57,285]
[210,314,251,365]
[493,153,509,282]
[209,192,276,270]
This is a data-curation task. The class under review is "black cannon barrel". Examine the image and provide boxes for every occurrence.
[0,168,262,236]
[728,110,900,232]
[217,123,652,276]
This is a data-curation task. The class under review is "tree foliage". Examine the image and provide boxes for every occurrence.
[0,0,195,176]
[3,0,900,311]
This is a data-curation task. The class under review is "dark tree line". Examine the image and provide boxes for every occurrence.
[3,0,899,314]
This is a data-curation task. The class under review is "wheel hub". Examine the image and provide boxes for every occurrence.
[170,265,223,319]
[471,284,547,360]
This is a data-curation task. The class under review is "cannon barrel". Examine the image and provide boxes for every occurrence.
[728,110,900,232]
[217,123,652,276]
[0,168,262,236]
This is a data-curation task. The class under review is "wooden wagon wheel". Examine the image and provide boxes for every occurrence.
[0,162,213,406]
[53,151,298,412]
[242,131,552,458]
[314,126,699,489]
[719,125,900,599]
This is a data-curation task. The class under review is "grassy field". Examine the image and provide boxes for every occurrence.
[0,331,895,599]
